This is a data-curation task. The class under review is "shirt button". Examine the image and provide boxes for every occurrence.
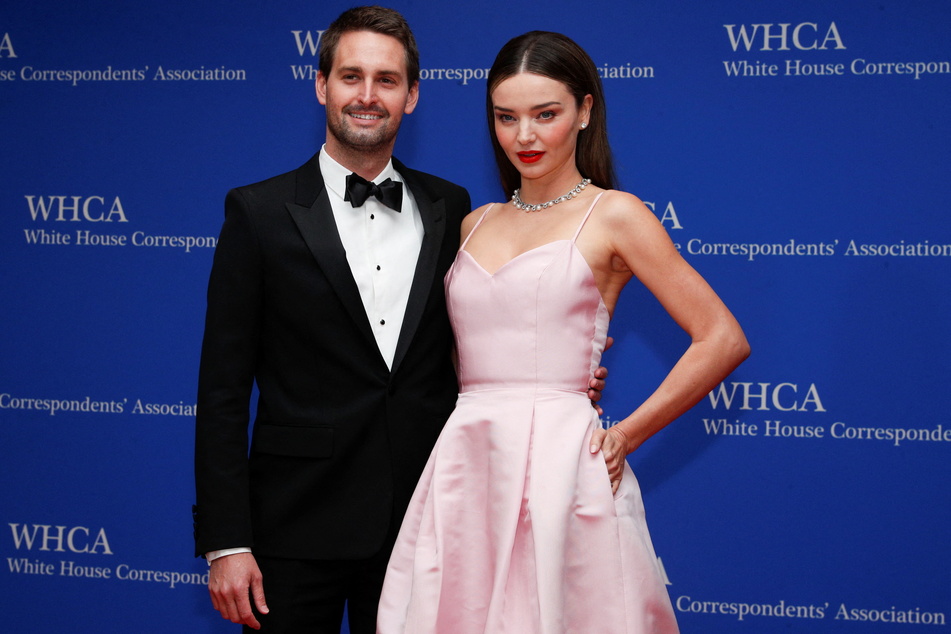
[376,265,381,271]
[380,319,386,325]
[370,214,375,220]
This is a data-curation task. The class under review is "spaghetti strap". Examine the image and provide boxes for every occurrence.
[460,203,496,251]
[571,192,605,242]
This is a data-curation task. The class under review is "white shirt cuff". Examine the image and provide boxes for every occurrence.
[205,547,252,564]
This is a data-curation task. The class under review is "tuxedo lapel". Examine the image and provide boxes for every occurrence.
[285,158,378,353]
[391,160,447,374]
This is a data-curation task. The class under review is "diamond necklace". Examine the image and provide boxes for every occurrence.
[511,178,591,212]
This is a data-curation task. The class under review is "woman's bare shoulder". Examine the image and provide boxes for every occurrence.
[591,189,662,234]
[462,201,506,240]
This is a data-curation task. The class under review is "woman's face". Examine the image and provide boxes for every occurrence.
[491,72,591,186]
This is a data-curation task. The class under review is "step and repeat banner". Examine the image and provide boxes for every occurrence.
[2,0,948,631]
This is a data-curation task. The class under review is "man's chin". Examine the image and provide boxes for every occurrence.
[332,129,395,153]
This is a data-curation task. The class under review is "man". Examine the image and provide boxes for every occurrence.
[194,7,604,632]
[194,7,466,631]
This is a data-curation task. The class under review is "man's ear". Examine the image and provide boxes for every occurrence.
[404,80,419,114]
[315,71,328,105]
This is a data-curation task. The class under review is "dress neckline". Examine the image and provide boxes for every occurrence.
[460,191,606,276]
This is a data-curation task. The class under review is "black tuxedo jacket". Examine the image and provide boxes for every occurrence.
[194,153,469,560]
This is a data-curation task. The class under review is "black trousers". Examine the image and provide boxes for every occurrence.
[245,544,393,634]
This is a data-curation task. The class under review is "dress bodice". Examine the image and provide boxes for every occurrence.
[445,195,609,393]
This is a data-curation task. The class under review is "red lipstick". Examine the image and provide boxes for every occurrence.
[517,151,544,163]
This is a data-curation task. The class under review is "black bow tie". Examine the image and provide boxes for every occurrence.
[344,173,403,212]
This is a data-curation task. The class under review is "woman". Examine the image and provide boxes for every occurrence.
[378,31,749,633]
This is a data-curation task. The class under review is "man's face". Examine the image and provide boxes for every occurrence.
[316,30,419,158]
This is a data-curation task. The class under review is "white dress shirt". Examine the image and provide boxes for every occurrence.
[319,146,424,370]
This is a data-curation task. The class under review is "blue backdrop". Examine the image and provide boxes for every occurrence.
[2,1,949,631]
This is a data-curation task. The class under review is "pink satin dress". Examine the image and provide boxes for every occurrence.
[377,193,679,633]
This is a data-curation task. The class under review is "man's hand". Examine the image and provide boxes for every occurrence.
[587,337,613,415]
[208,552,268,630]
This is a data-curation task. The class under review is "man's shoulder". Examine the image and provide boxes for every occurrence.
[228,156,322,208]
[228,154,319,200]
[393,159,467,197]
[405,167,466,192]
[395,162,470,224]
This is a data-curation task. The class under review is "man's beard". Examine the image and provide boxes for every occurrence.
[327,105,398,153]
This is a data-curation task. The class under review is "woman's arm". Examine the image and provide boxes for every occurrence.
[588,192,750,491]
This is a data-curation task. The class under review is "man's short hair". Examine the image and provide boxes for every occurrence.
[319,6,421,85]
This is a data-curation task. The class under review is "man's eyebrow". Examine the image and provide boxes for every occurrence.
[337,65,403,76]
